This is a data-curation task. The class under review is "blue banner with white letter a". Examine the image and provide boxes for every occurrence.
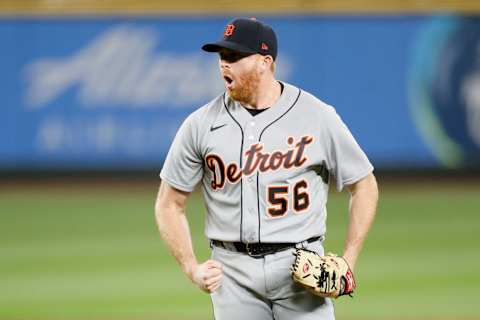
[1,16,479,170]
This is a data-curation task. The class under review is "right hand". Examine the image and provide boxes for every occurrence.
[190,260,224,293]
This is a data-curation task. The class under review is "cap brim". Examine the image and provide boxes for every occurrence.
[201,40,257,54]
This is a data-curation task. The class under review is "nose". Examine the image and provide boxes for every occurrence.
[219,58,230,69]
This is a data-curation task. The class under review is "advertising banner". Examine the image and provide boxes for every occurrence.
[1,16,479,170]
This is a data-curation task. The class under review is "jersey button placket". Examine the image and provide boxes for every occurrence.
[245,125,257,185]
[242,120,259,243]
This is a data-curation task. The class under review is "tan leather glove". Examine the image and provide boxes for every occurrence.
[291,249,356,298]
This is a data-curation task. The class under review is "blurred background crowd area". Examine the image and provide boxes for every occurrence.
[1,1,479,320]
[1,0,480,14]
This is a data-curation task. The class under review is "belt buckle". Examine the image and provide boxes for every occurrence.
[245,243,263,258]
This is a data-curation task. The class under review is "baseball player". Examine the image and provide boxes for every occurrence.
[155,17,378,320]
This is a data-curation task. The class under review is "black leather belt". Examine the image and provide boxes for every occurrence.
[211,236,322,258]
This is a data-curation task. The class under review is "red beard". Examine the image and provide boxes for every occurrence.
[228,68,261,105]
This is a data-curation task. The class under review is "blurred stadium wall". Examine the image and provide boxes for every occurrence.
[1,0,480,173]
[1,0,480,15]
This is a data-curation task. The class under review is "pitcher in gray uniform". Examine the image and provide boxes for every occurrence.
[155,17,379,320]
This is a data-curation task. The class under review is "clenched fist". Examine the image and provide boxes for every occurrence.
[191,260,224,293]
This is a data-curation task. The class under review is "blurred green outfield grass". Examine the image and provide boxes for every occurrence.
[1,178,479,320]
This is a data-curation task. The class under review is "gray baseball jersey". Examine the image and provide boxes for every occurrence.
[160,81,373,243]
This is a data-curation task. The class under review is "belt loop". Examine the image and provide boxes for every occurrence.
[295,241,307,249]
[301,240,309,248]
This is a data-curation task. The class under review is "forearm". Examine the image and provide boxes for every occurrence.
[343,174,379,270]
[155,197,197,280]
[155,183,223,293]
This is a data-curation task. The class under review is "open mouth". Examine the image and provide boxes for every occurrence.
[224,75,233,85]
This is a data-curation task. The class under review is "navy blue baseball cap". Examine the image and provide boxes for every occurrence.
[202,18,278,61]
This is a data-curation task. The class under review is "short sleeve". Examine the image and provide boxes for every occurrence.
[160,113,203,192]
[323,106,374,191]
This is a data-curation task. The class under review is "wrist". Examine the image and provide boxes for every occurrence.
[183,262,198,281]
[342,253,357,271]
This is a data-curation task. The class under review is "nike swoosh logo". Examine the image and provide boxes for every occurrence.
[210,124,227,132]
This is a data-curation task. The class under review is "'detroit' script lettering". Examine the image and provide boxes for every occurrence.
[205,135,313,190]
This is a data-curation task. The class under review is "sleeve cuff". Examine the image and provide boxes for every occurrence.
[336,165,374,191]
[159,172,196,193]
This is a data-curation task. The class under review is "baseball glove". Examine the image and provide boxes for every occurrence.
[290,249,356,298]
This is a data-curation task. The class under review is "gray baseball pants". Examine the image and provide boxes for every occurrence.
[210,239,335,320]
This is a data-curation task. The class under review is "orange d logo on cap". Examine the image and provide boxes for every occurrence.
[224,24,235,37]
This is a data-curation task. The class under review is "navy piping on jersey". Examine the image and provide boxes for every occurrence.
[256,89,302,243]
[242,82,283,117]
[223,93,245,243]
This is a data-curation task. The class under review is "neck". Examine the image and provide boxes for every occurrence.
[244,77,281,109]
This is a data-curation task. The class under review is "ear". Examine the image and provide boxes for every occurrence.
[259,55,274,73]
